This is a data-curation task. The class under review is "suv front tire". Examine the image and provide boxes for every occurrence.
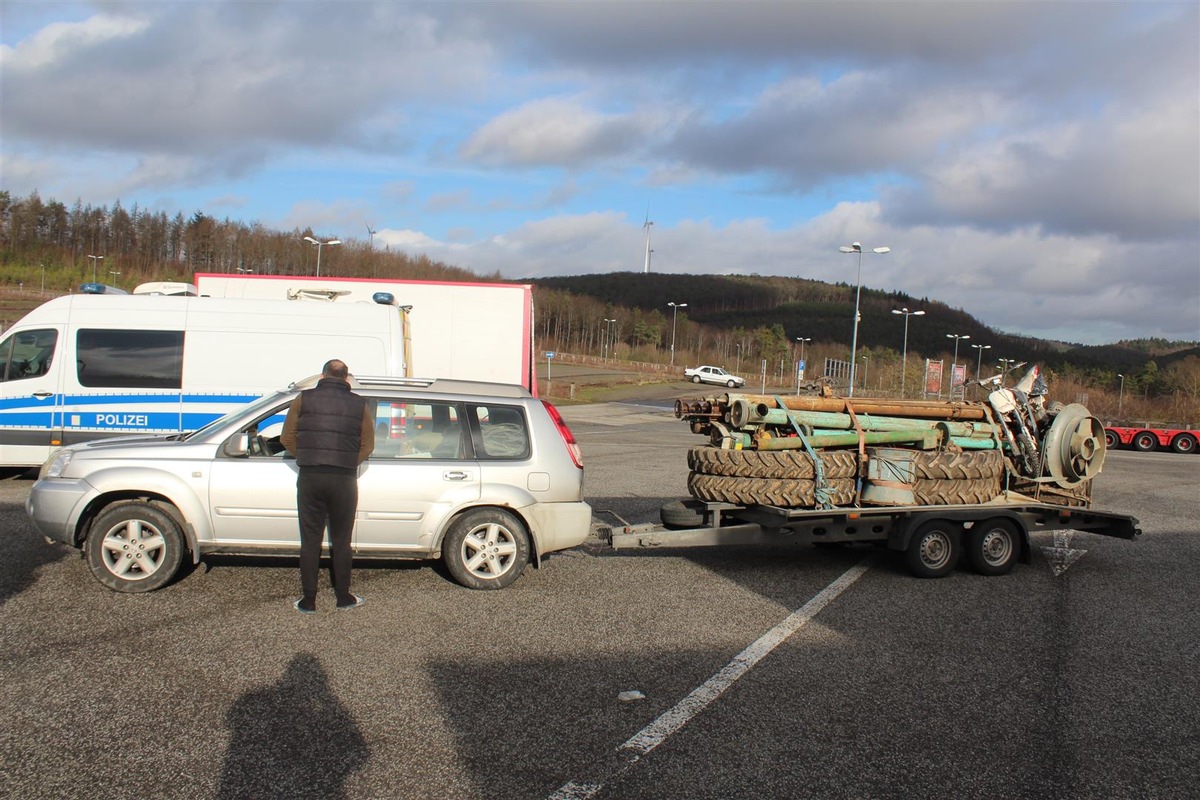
[86,502,186,593]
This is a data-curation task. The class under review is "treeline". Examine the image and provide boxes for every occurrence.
[0,190,479,287]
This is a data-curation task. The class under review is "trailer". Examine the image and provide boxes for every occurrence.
[601,496,1141,578]
[613,370,1142,578]
[1104,425,1199,454]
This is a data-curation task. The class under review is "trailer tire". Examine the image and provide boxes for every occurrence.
[1171,433,1197,454]
[687,472,856,507]
[964,518,1021,576]
[687,446,858,480]
[660,499,706,530]
[911,450,1004,480]
[1104,430,1119,449]
[905,520,960,578]
[912,477,1002,506]
[1133,432,1157,452]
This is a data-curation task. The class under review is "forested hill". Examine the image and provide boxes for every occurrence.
[529,271,1199,374]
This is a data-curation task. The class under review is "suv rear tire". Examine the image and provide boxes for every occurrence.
[86,502,185,593]
[443,509,531,590]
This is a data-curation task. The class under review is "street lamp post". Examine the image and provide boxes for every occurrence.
[971,343,992,382]
[40,263,45,295]
[795,337,811,393]
[891,307,924,398]
[603,318,616,360]
[1117,373,1125,416]
[946,333,970,399]
[303,236,342,277]
[108,271,121,284]
[668,301,687,367]
[839,242,890,397]
[735,343,742,374]
[861,355,870,393]
[87,254,104,282]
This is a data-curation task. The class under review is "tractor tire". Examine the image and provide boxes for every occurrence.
[912,477,1002,506]
[687,472,857,507]
[687,447,858,480]
[910,449,1005,481]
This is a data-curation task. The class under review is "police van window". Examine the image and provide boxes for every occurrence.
[0,329,59,382]
[76,329,184,389]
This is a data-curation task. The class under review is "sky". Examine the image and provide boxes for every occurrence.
[2,0,1198,346]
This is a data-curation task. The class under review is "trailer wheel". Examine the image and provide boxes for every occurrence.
[660,499,706,529]
[1133,432,1157,452]
[1171,433,1197,454]
[1104,430,1119,449]
[964,518,1021,576]
[905,521,960,578]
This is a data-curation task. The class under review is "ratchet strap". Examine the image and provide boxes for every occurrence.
[774,395,833,510]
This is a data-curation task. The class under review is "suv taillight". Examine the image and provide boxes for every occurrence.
[541,400,583,469]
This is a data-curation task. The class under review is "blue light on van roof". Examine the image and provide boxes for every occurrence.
[79,283,129,295]
[372,292,395,305]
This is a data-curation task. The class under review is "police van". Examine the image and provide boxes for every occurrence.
[0,286,411,467]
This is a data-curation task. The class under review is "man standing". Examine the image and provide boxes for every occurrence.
[281,359,375,613]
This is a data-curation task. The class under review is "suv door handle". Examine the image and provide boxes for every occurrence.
[443,470,470,481]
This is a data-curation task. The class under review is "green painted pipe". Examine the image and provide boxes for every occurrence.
[733,401,997,438]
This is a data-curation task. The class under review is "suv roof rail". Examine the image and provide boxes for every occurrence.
[288,374,530,397]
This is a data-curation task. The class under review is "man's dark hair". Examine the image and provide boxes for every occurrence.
[323,359,349,379]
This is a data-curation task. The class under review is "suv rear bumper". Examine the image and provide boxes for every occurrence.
[528,501,593,552]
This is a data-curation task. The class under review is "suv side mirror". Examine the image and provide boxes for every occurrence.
[222,433,250,458]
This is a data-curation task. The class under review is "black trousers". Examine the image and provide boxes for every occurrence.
[296,468,358,600]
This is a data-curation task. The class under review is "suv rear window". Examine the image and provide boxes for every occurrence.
[469,404,529,459]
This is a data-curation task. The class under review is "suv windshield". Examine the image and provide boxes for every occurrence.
[182,391,292,441]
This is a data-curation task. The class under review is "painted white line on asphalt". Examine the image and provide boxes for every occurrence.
[547,558,872,800]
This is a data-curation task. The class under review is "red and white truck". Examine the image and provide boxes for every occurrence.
[1103,424,1200,454]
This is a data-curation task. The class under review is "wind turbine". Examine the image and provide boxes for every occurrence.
[365,223,377,250]
[642,209,654,274]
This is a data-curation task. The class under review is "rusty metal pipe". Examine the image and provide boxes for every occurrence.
[725,393,989,421]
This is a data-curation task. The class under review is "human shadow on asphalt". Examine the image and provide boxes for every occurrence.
[217,653,368,800]
[0,499,69,609]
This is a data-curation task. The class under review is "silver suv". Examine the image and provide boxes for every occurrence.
[27,376,591,592]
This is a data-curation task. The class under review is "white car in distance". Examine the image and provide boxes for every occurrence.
[684,365,746,388]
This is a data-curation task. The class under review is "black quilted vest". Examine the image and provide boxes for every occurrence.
[294,378,365,470]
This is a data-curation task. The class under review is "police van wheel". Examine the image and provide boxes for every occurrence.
[443,509,531,590]
[86,503,185,593]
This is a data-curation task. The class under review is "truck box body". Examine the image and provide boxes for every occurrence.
[195,273,536,392]
[0,294,407,466]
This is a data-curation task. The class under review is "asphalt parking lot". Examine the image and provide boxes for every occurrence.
[1,399,1198,799]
